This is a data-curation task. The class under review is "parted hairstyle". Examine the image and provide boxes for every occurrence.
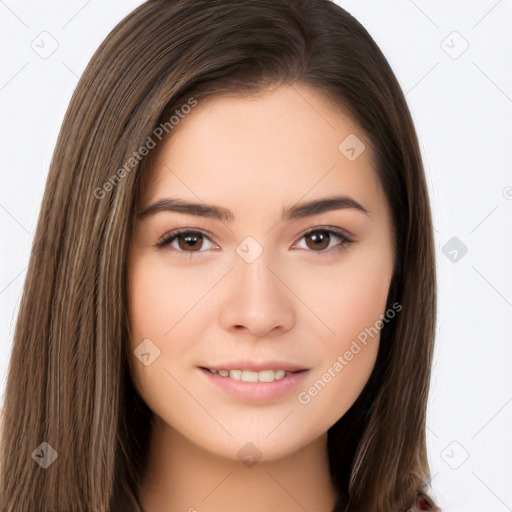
[0,1,437,511]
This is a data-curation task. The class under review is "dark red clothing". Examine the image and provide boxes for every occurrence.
[410,492,441,511]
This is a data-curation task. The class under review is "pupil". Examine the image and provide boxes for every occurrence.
[308,231,329,250]
[180,234,202,251]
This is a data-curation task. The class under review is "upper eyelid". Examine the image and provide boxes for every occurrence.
[295,225,354,241]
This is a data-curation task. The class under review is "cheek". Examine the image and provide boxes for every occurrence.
[327,259,391,376]
[291,246,393,348]
[126,259,231,450]
[294,269,388,429]
[128,256,211,344]
[331,259,391,336]
[127,256,220,405]
[294,338,378,440]
[127,259,186,400]
[290,247,392,424]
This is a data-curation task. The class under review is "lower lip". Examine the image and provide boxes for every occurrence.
[198,368,310,401]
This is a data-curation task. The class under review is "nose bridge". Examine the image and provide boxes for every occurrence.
[218,245,295,336]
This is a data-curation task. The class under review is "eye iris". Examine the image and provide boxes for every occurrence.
[306,231,330,250]
[178,233,203,251]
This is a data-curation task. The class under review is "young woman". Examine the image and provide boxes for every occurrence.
[0,1,440,511]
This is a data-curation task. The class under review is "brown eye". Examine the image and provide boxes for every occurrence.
[177,233,204,251]
[156,230,217,254]
[295,228,353,253]
[304,230,331,251]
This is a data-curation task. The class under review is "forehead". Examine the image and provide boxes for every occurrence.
[139,85,383,215]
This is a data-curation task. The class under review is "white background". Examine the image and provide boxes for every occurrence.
[1,1,511,511]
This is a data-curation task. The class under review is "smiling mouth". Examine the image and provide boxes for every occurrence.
[200,367,306,383]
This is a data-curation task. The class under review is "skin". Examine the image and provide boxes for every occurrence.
[127,84,395,512]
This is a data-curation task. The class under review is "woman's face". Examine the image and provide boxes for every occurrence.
[128,84,395,462]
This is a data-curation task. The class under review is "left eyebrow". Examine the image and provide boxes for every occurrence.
[137,195,370,221]
[283,195,370,221]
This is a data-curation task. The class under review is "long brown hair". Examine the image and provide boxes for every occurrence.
[0,1,437,511]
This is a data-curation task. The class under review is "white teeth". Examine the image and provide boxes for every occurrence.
[229,369,242,380]
[257,370,275,382]
[208,368,292,382]
[241,370,259,382]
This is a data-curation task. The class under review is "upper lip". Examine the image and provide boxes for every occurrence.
[199,360,309,372]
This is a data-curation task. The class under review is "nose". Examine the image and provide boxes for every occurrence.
[218,252,296,338]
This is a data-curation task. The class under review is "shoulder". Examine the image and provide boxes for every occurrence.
[409,492,441,511]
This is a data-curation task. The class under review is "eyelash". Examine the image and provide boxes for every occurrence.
[155,226,354,258]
